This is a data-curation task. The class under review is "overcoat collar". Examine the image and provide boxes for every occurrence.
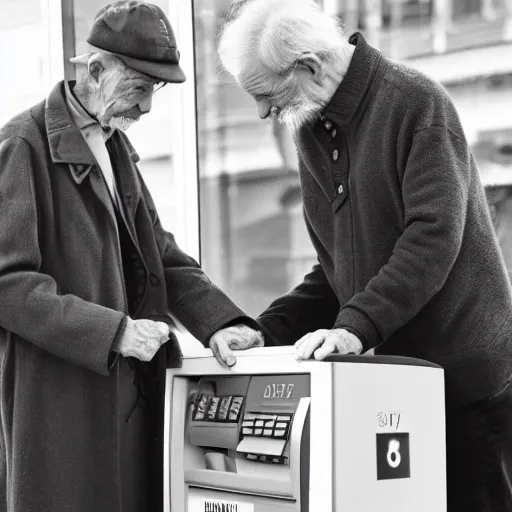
[44,81,140,183]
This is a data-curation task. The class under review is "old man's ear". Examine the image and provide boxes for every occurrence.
[70,52,105,82]
[294,53,323,83]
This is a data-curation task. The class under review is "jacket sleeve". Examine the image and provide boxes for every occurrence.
[137,172,259,346]
[334,126,470,347]
[0,136,126,375]
[257,260,340,346]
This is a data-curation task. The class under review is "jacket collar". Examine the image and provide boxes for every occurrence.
[44,81,140,183]
[320,32,383,128]
[45,81,97,167]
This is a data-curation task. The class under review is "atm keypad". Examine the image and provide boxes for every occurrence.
[240,412,292,439]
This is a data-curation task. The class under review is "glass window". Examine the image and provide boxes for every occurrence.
[71,0,178,234]
[194,0,317,318]
[194,0,512,316]
[0,0,56,127]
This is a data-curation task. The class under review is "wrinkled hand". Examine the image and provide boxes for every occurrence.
[112,317,170,362]
[294,328,363,361]
[209,324,264,368]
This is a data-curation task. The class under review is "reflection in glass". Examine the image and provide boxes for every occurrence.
[195,0,318,318]
[195,0,512,317]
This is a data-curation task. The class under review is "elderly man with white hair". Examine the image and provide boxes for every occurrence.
[219,0,512,510]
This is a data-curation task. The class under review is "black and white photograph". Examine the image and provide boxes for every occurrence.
[0,0,511,510]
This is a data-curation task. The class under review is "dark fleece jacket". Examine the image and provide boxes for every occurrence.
[258,33,512,410]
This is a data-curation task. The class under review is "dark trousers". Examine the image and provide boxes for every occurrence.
[446,379,512,511]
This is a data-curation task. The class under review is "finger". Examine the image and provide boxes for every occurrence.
[155,321,170,343]
[254,331,264,347]
[296,332,326,360]
[294,331,313,349]
[218,339,237,367]
[211,338,236,368]
[314,337,337,360]
[142,339,160,361]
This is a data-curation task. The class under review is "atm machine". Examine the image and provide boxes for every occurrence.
[164,346,446,512]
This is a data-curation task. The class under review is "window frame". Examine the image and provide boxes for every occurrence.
[166,0,201,262]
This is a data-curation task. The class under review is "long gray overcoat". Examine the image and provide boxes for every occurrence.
[0,81,250,511]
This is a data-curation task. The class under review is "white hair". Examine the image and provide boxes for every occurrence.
[218,0,348,81]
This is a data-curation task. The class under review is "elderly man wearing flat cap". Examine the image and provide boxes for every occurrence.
[0,1,263,511]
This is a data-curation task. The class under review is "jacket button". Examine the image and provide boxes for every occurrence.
[149,274,159,286]
[332,129,337,138]
[338,184,344,194]
[332,149,339,161]
[325,120,333,130]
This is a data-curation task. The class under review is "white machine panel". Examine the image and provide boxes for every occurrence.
[164,346,446,512]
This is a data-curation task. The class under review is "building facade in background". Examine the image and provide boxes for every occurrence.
[196,0,512,317]
[1,0,511,320]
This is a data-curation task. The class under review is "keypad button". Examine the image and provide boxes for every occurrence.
[243,428,253,435]
[242,421,254,427]
[274,430,286,437]
[277,416,290,421]
[276,422,288,428]
[338,184,344,194]
[265,420,275,427]
[332,149,339,161]
[254,428,263,435]
[325,120,333,130]
[255,420,264,427]
[264,429,273,436]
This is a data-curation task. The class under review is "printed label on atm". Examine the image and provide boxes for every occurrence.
[188,496,254,512]
[376,433,411,480]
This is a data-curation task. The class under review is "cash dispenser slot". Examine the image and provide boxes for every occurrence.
[185,374,310,502]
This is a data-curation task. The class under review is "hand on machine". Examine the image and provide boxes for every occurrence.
[209,324,264,368]
[294,328,373,360]
[112,317,171,361]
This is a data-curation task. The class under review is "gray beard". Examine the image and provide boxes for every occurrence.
[278,94,326,133]
[108,116,137,131]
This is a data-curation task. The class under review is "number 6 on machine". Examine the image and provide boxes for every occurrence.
[376,433,411,480]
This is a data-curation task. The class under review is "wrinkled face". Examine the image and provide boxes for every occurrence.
[240,60,325,132]
[95,61,161,130]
